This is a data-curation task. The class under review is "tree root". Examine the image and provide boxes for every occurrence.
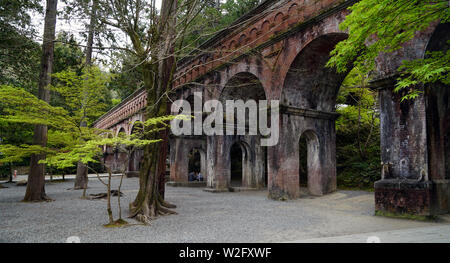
[22,194,53,202]
[129,199,177,225]
[159,196,176,209]
[103,218,129,228]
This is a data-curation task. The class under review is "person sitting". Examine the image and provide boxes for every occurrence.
[188,171,196,181]
[197,171,203,182]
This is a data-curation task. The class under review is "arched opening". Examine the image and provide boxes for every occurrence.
[280,33,356,195]
[112,127,127,173]
[103,132,115,170]
[220,72,267,190]
[117,127,126,137]
[299,135,308,190]
[425,23,450,181]
[220,72,267,132]
[230,143,244,187]
[188,148,205,181]
[128,122,144,174]
[282,33,349,111]
[298,130,320,196]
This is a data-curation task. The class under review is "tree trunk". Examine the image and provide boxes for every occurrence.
[129,0,177,224]
[74,0,97,190]
[85,0,97,66]
[74,160,88,189]
[23,0,58,202]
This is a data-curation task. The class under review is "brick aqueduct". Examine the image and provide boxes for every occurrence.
[93,0,450,216]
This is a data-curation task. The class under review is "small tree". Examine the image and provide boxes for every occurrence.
[0,85,179,225]
[52,66,112,190]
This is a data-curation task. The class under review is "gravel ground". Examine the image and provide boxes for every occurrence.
[0,177,449,243]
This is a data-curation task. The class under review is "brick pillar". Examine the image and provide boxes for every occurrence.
[268,110,337,200]
[205,135,229,191]
[375,82,433,216]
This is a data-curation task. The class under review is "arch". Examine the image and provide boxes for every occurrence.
[274,12,284,24]
[288,3,298,15]
[298,130,321,196]
[239,34,247,47]
[103,131,114,153]
[424,23,450,181]
[220,72,267,102]
[229,141,251,188]
[116,127,126,137]
[220,72,267,135]
[130,120,143,136]
[229,40,236,50]
[281,33,349,112]
[261,20,270,32]
[250,28,258,41]
[187,147,206,181]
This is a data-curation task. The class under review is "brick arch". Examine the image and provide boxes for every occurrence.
[274,12,284,25]
[239,34,247,47]
[281,32,348,112]
[261,20,270,33]
[374,21,439,80]
[129,119,143,135]
[215,64,269,100]
[219,72,267,104]
[274,14,348,102]
[116,126,127,137]
[229,40,236,49]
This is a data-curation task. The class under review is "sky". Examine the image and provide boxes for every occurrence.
[32,0,163,64]
[30,0,164,69]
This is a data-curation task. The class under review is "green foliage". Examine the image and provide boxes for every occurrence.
[181,0,260,54]
[395,49,450,100]
[0,84,175,172]
[53,32,86,74]
[0,0,42,93]
[108,52,143,100]
[52,66,113,125]
[327,0,449,99]
[0,85,75,129]
[335,68,380,189]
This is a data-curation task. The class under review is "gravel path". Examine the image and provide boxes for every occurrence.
[0,177,448,243]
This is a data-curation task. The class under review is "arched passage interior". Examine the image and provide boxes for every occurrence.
[298,130,320,195]
[220,72,267,189]
[230,143,244,187]
[187,148,206,181]
[129,122,144,174]
[426,23,450,181]
[282,33,350,196]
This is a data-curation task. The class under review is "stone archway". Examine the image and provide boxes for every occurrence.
[298,130,321,196]
[127,121,144,177]
[187,147,207,181]
[425,23,450,213]
[206,72,267,191]
[269,33,348,200]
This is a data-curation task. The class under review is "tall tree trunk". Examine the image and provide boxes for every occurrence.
[85,0,97,66]
[24,0,58,202]
[74,0,97,190]
[129,0,177,224]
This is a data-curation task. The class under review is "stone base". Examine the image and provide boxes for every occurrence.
[203,187,229,193]
[431,179,450,214]
[229,187,260,192]
[375,179,433,216]
[125,171,140,178]
[166,181,206,187]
